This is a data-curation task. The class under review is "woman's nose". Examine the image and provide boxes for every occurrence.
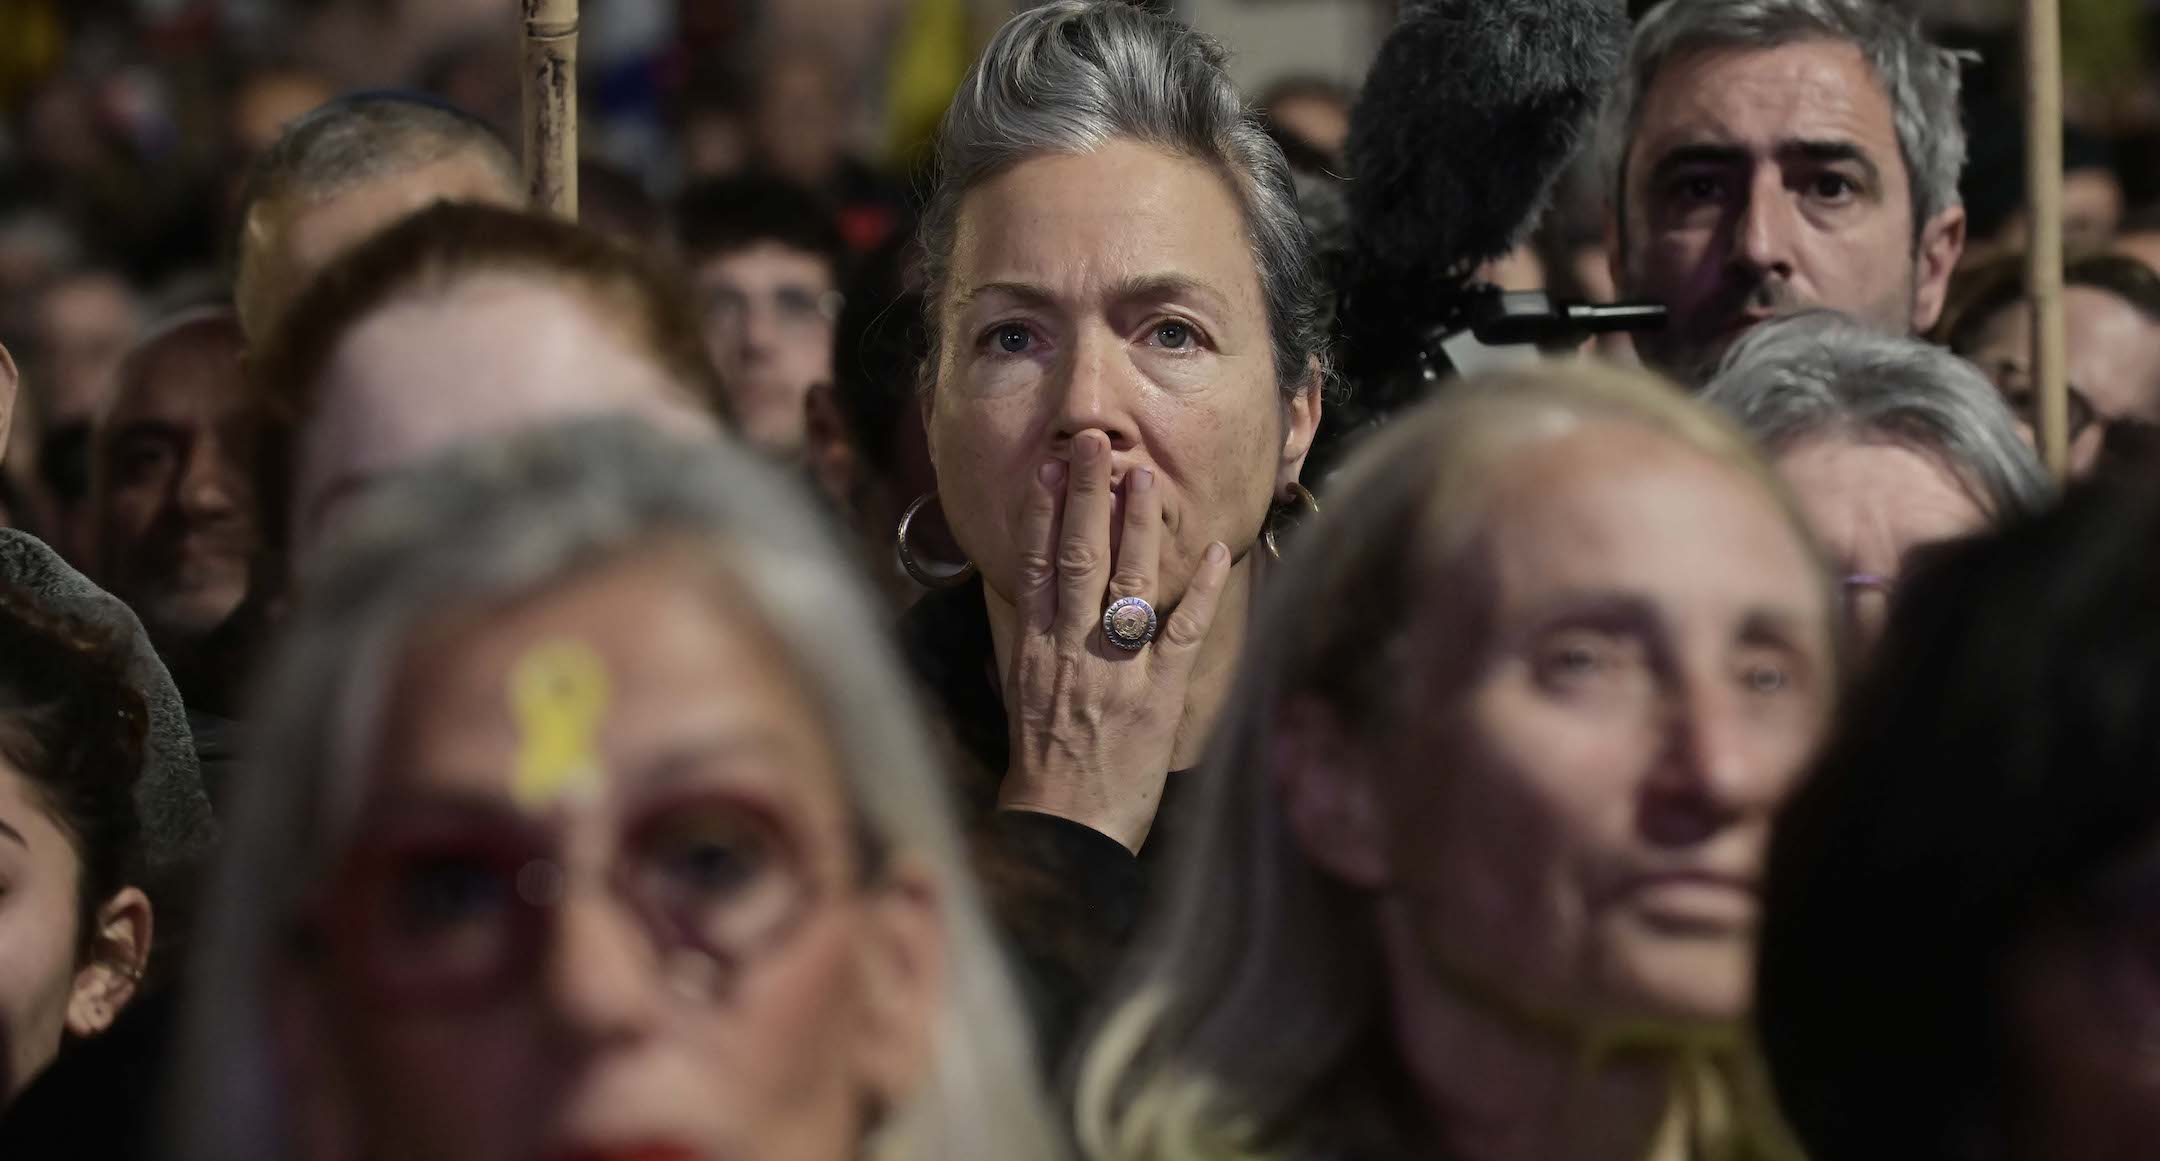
[1050,335,1136,450]
[539,885,662,1049]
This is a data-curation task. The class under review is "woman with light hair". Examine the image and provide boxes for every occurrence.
[897,0,1328,1055]
[1702,310,2049,645]
[1078,363,1838,1161]
[174,418,1065,1161]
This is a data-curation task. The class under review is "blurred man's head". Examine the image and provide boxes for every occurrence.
[234,93,524,343]
[1607,0,1968,383]
[677,175,846,454]
[752,47,848,189]
[91,311,260,653]
[22,268,144,565]
[1259,76,1353,163]
[226,64,339,164]
[255,202,724,558]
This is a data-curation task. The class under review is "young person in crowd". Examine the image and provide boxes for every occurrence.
[175,418,1065,1161]
[234,93,525,345]
[251,202,724,560]
[898,0,1327,1056]
[1703,311,2048,646]
[1080,362,1836,1161]
[1760,473,2160,1161]
[0,585,157,1115]
[1945,253,2160,476]
[1606,0,1969,385]
[676,175,849,456]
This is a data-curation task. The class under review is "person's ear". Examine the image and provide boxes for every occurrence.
[802,382,860,512]
[1912,205,1969,333]
[850,855,947,1113]
[0,339,19,465]
[1276,357,1324,493]
[1275,693,1390,888]
[66,886,153,1037]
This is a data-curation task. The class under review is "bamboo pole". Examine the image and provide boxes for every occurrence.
[522,0,579,220]
[2026,0,2068,480]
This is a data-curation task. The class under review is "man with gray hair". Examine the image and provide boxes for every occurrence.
[233,93,524,343]
[1702,310,2046,645]
[1607,0,1969,384]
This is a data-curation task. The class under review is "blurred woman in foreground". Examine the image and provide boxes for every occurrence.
[177,419,1062,1161]
[1760,475,2160,1161]
[1080,364,1838,1161]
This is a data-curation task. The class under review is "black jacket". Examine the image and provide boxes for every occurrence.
[897,578,1195,1066]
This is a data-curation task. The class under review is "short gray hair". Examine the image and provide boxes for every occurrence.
[1607,0,1968,246]
[918,0,1328,398]
[174,418,1065,1161]
[238,93,519,220]
[1702,311,2049,522]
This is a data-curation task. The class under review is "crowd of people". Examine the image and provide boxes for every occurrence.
[1,0,2158,1159]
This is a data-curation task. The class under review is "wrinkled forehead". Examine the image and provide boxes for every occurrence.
[1627,37,1908,187]
[1441,421,1830,637]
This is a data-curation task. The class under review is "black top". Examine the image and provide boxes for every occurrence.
[897,577,1196,1067]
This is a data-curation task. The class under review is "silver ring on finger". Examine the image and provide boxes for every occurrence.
[1102,596,1159,652]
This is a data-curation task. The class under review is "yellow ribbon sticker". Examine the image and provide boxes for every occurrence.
[508,639,612,811]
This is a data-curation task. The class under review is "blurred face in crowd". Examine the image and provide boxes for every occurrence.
[1264,91,1351,160]
[1998,830,2160,1161]
[1364,424,1833,1026]
[293,550,941,1161]
[239,155,524,342]
[755,55,845,188]
[1771,434,1986,647]
[34,271,142,431]
[1967,287,2160,476]
[1617,40,1964,381]
[0,755,148,1107]
[93,314,260,652]
[229,69,337,162]
[292,274,718,555]
[695,244,839,455]
[928,138,1321,615]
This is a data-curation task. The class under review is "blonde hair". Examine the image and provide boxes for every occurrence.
[174,419,1065,1161]
[1075,362,1832,1161]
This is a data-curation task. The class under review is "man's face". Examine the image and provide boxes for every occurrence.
[93,316,260,649]
[695,243,838,454]
[239,153,524,342]
[1616,40,1964,382]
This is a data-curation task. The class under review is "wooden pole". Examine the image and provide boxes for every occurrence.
[2026,0,2068,481]
[522,0,579,220]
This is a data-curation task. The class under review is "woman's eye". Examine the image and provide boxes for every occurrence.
[1535,634,1625,689]
[391,856,510,933]
[652,828,770,897]
[1742,663,1790,695]
[989,323,1032,354]
[1153,321,1193,350]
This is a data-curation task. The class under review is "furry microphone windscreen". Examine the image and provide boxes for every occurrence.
[1342,0,1626,383]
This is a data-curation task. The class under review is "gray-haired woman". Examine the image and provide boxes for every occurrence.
[174,419,1065,1161]
[895,0,1328,1059]
[1702,310,2049,646]
[1079,362,1837,1161]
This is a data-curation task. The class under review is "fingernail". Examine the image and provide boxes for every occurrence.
[1133,467,1154,493]
[1079,431,1104,461]
[1206,542,1228,563]
[1039,460,1066,487]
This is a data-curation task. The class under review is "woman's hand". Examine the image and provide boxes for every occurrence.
[998,429,1232,852]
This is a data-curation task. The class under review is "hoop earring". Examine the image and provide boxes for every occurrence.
[897,491,977,589]
[1263,482,1321,561]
